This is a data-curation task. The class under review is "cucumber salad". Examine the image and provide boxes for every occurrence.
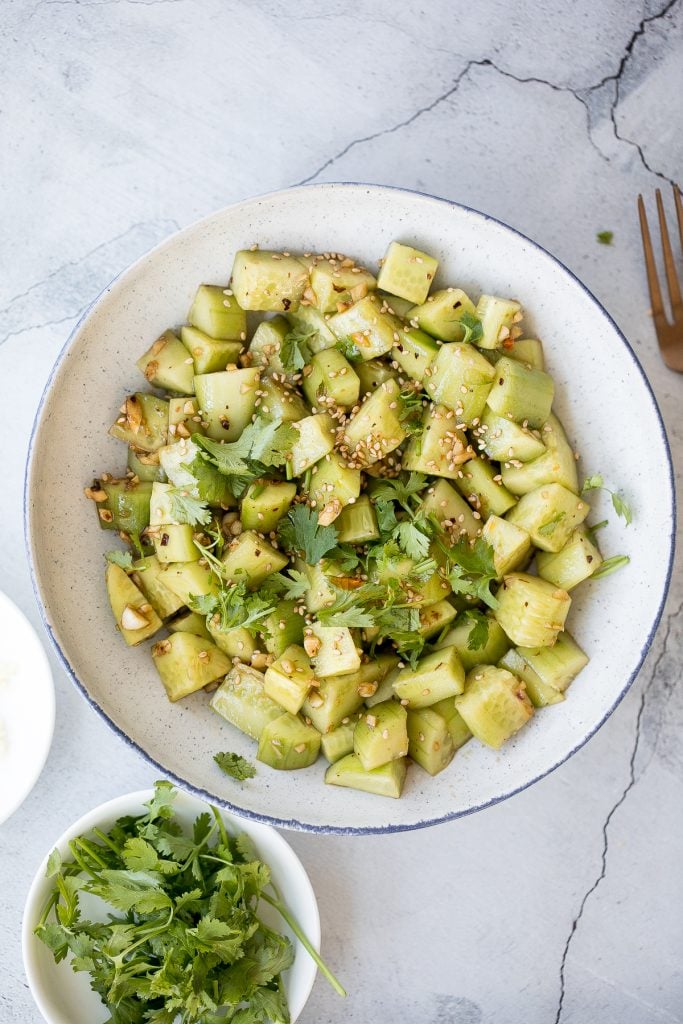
[89,240,629,800]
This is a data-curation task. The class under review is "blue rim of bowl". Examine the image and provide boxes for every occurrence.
[23,182,677,835]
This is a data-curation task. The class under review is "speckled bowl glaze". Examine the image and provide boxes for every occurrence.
[25,183,675,834]
[22,787,320,1023]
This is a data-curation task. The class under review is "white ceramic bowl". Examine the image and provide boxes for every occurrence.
[22,787,320,1024]
[0,589,54,825]
[25,183,675,834]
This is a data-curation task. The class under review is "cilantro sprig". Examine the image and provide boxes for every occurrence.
[214,751,257,780]
[277,504,339,564]
[456,310,484,344]
[582,474,633,525]
[35,782,345,1023]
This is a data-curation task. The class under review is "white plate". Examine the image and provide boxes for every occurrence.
[0,590,54,825]
[25,183,675,834]
[22,787,320,1024]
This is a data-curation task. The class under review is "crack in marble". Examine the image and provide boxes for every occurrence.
[0,218,180,348]
[554,594,683,1024]
[296,0,681,190]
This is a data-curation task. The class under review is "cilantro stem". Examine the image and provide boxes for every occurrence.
[260,891,347,998]
[73,836,109,869]
[210,805,230,848]
[92,827,122,856]
[37,890,59,929]
[67,840,100,879]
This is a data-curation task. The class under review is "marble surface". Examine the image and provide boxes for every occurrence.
[1,1,682,1021]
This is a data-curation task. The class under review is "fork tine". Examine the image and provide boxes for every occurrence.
[638,194,666,327]
[674,184,683,256]
[655,188,682,315]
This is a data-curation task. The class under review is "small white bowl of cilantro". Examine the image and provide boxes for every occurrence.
[22,782,339,1024]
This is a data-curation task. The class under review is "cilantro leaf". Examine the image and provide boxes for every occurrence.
[582,474,604,492]
[277,504,339,564]
[396,386,425,433]
[597,230,614,245]
[456,310,484,344]
[166,487,212,527]
[105,550,135,570]
[370,473,427,514]
[394,519,432,560]
[537,510,566,536]
[247,419,297,468]
[280,327,314,374]
[591,554,630,579]
[462,610,490,651]
[279,569,309,601]
[442,537,498,609]
[214,752,257,781]
[611,492,633,525]
[375,498,398,535]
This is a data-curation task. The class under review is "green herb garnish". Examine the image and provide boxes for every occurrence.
[105,550,135,570]
[277,504,339,564]
[596,231,614,245]
[35,781,345,1024]
[214,751,257,780]
[591,554,630,579]
[582,474,632,525]
[457,310,484,344]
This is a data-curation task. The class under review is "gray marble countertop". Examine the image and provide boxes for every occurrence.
[2,1,682,1021]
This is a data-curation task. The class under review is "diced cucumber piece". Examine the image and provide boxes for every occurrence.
[420,479,481,540]
[506,337,545,370]
[168,396,206,441]
[286,305,338,352]
[393,645,465,707]
[324,753,407,799]
[302,349,360,410]
[475,295,522,350]
[132,555,185,619]
[247,317,289,373]
[207,618,256,662]
[455,665,533,748]
[501,414,578,496]
[374,553,448,607]
[494,572,571,647]
[418,599,458,639]
[264,644,316,715]
[230,251,309,313]
[258,378,308,422]
[536,527,602,589]
[328,295,402,361]
[210,665,283,739]
[362,654,401,707]
[354,358,397,398]
[188,284,247,340]
[377,241,438,305]
[105,563,162,646]
[391,327,439,382]
[376,291,414,317]
[309,258,376,314]
[425,343,495,425]
[181,325,243,375]
[149,481,179,526]
[403,404,472,479]
[97,478,152,535]
[159,561,218,604]
[261,599,304,658]
[257,712,321,770]
[301,670,364,733]
[152,632,231,702]
[308,452,361,514]
[127,447,166,483]
[321,718,359,764]
[480,408,546,463]
[167,610,212,640]
[498,648,563,708]
[153,524,201,564]
[486,356,554,428]
[241,481,296,532]
[137,330,195,394]
[339,378,406,467]
[194,368,260,441]
[335,495,379,544]
[309,623,360,678]
[408,288,477,341]
[433,613,510,672]
[297,561,335,613]
[158,439,200,489]
[517,631,589,694]
[110,393,169,452]
[481,515,532,577]
[354,701,408,771]
[289,413,335,476]
[430,698,472,749]
[221,530,288,586]
[506,483,589,553]
[407,707,455,776]
[455,458,517,517]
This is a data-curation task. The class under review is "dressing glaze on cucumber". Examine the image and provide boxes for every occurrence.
[88,241,628,800]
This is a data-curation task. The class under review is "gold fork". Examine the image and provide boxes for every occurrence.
[637,185,683,372]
